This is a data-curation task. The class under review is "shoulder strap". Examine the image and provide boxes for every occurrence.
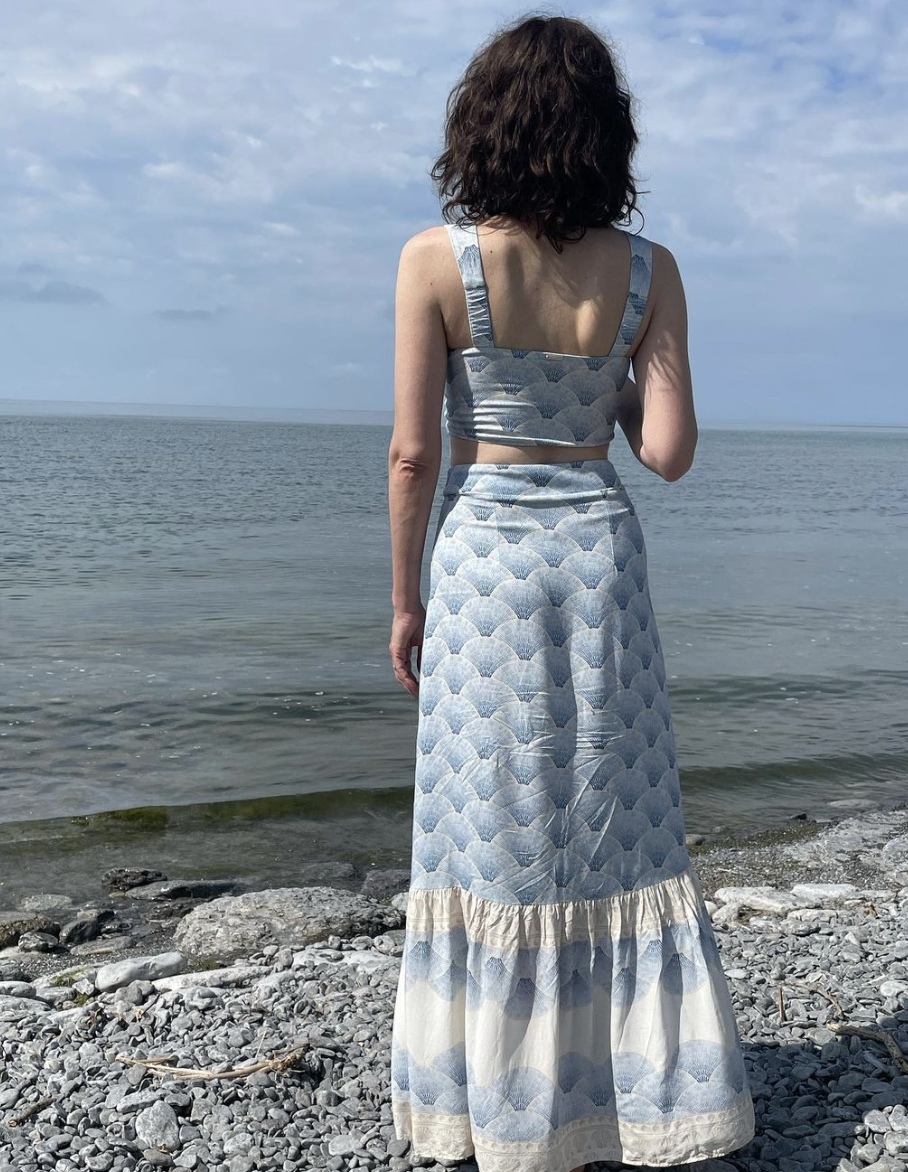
[609,231,653,357]
[445,223,495,347]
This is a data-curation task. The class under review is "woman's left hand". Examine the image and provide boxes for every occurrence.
[389,606,426,699]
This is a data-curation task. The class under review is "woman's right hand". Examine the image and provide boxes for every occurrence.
[389,606,426,699]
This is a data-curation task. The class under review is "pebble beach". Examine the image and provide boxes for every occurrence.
[1,801,907,1172]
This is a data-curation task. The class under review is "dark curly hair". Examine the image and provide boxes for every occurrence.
[430,12,646,252]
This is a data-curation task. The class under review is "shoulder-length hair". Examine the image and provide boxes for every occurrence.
[431,13,645,252]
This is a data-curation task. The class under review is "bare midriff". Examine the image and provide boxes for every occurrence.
[448,436,611,466]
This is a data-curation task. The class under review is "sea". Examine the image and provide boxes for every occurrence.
[2,401,907,906]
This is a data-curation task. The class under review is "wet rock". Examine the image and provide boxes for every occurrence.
[0,911,60,948]
[59,908,116,945]
[359,868,411,900]
[17,930,60,953]
[69,933,135,956]
[128,878,241,901]
[102,867,168,892]
[20,893,75,913]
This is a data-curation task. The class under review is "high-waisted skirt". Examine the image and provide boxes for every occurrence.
[391,459,755,1172]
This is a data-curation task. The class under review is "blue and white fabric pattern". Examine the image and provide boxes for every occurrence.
[391,460,755,1172]
[443,221,652,447]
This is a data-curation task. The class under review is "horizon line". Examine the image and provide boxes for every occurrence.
[0,396,906,431]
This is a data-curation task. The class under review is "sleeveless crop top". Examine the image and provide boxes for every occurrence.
[444,222,653,447]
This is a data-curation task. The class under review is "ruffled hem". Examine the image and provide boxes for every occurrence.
[391,867,755,1170]
[404,865,713,948]
[393,1095,756,1172]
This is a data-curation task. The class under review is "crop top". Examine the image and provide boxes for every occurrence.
[444,221,653,447]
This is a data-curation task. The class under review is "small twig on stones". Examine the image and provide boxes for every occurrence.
[115,1045,311,1082]
[829,1023,908,1075]
[776,985,785,1021]
[777,981,908,1074]
[7,1097,53,1128]
[786,980,845,1018]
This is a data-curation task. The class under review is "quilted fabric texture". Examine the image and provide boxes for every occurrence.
[391,460,755,1171]
[443,222,652,447]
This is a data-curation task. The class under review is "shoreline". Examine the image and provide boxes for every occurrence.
[2,795,908,984]
[1,801,907,1171]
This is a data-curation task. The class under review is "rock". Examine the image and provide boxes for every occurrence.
[391,890,409,914]
[20,893,75,913]
[0,958,26,981]
[102,868,168,891]
[327,1135,360,1157]
[95,951,187,992]
[128,878,241,901]
[70,934,135,956]
[174,886,404,961]
[359,869,411,900]
[135,1100,180,1152]
[881,838,908,866]
[0,911,60,948]
[153,965,262,992]
[0,981,36,998]
[340,950,399,978]
[59,908,116,946]
[17,930,60,953]
[790,882,860,903]
[712,886,811,914]
[0,993,49,1017]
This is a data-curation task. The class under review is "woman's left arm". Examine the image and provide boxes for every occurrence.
[388,230,448,699]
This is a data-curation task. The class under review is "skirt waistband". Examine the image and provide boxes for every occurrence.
[442,458,627,504]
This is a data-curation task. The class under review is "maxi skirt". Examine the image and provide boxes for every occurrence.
[390,459,755,1172]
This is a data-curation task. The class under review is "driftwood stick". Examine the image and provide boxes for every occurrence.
[7,1096,54,1127]
[115,1045,310,1082]
[777,981,908,1074]
[829,1023,908,1074]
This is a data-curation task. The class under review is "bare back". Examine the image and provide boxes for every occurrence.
[436,215,657,465]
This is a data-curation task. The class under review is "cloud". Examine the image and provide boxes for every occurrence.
[0,276,106,304]
[153,305,229,321]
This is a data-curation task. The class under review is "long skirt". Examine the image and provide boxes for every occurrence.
[390,459,755,1172]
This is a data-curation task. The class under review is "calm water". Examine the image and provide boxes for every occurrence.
[1,410,907,902]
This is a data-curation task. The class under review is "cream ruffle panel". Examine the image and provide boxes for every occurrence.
[391,867,755,1172]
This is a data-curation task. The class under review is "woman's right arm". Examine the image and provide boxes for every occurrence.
[616,243,698,482]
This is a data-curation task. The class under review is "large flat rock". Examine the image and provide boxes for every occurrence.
[174,885,404,961]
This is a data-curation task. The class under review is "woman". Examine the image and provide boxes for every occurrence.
[386,14,755,1172]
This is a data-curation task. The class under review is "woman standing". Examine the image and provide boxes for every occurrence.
[387,14,755,1172]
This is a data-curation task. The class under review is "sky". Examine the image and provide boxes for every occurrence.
[1,0,906,426]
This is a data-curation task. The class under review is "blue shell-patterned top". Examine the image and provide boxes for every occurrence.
[443,221,653,447]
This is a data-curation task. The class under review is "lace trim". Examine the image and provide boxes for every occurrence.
[392,1094,756,1172]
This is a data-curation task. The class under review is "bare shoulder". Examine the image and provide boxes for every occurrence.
[647,239,684,292]
[399,225,449,265]
[641,236,678,273]
[628,237,687,357]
